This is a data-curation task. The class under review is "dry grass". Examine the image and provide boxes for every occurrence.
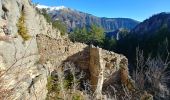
[17,11,31,41]
[0,71,12,100]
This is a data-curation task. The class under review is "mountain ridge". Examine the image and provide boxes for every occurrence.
[131,12,170,34]
[37,5,140,32]
[116,12,170,64]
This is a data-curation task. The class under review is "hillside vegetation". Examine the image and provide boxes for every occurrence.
[64,12,170,100]
[40,8,67,35]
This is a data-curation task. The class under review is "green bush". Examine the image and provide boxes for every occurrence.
[41,9,67,36]
[46,76,59,93]
[46,73,77,99]
[41,8,52,23]
[72,94,81,100]
[69,25,105,46]
[52,20,67,36]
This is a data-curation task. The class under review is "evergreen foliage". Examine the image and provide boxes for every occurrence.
[52,20,67,35]
[41,8,51,23]
[41,8,67,36]
[69,25,105,46]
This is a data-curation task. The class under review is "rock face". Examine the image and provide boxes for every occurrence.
[36,34,89,70]
[45,7,139,32]
[0,0,59,99]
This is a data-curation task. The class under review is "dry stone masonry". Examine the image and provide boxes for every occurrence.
[36,34,141,99]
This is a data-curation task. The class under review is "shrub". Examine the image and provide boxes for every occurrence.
[46,62,85,100]
[72,93,82,100]
[40,8,67,36]
[52,20,67,36]
[17,11,31,41]
[69,25,105,46]
[41,8,52,23]
[132,48,170,99]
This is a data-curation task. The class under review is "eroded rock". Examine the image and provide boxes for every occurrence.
[0,0,60,99]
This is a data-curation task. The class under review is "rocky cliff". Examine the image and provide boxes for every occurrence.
[42,6,139,32]
[0,0,59,99]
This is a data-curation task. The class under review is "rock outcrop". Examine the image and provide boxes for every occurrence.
[0,0,60,99]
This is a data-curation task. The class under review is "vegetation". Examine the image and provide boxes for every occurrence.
[103,36,117,51]
[116,26,170,68]
[114,26,170,99]
[41,8,52,23]
[69,25,120,51]
[41,8,67,36]
[69,25,105,46]
[133,48,170,100]
[17,11,31,41]
[52,20,67,35]
[68,19,170,99]
[46,62,86,100]
[69,27,89,43]
[118,29,129,39]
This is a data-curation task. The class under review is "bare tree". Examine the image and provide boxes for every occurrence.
[132,47,170,99]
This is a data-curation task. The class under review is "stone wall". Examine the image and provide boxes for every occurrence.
[36,34,136,99]
[36,34,89,70]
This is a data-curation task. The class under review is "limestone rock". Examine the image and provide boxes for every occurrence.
[0,0,60,99]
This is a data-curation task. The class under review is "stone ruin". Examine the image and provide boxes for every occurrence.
[36,34,152,99]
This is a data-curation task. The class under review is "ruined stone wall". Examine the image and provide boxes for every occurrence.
[89,46,101,91]
[36,34,129,72]
[36,34,134,98]
[36,34,153,99]
[36,34,89,70]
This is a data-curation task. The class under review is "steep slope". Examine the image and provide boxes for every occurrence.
[0,0,60,99]
[117,12,170,65]
[37,5,139,32]
[132,12,170,34]
[115,13,170,99]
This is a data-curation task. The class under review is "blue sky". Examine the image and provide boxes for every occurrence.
[32,0,170,21]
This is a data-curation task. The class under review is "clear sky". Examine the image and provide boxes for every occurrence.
[32,0,170,21]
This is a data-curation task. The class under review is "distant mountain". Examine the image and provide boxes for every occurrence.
[106,28,130,40]
[36,5,67,11]
[37,5,139,32]
[131,12,170,34]
[116,12,170,64]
